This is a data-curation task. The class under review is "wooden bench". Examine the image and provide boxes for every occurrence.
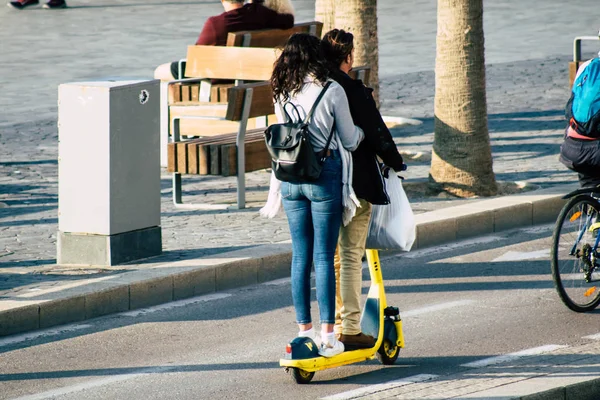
[172,21,323,104]
[168,81,274,209]
[160,21,322,167]
[168,45,280,140]
[167,66,372,210]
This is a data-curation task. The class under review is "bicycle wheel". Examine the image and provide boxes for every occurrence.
[551,195,600,312]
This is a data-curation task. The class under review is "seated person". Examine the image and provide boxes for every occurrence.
[560,54,600,188]
[154,0,294,81]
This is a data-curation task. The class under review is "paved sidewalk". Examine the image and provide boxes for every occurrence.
[1,0,599,398]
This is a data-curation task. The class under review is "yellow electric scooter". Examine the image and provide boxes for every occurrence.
[280,249,405,384]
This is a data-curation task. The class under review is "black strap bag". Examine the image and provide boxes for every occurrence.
[264,81,335,183]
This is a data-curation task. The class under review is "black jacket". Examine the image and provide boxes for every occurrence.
[331,70,405,205]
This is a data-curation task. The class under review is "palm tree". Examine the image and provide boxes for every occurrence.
[315,0,335,36]
[334,0,380,105]
[316,0,380,105]
[430,0,497,197]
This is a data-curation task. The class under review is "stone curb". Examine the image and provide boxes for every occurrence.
[520,378,600,400]
[0,183,579,338]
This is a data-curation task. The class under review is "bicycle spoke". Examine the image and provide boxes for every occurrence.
[551,196,600,312]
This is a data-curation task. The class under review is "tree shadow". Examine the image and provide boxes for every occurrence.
[390,109,565,139]
[0,160,57,166]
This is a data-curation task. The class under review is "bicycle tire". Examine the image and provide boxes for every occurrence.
[551,195,600,312]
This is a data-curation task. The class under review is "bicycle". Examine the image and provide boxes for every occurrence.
[551,187,600,312]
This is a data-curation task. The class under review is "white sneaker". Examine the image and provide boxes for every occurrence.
[298,329,320,345]
[318,339,344,357]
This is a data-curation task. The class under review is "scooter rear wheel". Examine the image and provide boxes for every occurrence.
[377,339,400,365]
[289,367,315,384]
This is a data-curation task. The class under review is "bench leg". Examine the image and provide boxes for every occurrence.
[171,172,232,210]
[173,173,182,205]
[169,118,231,210]
[234,87,254,210]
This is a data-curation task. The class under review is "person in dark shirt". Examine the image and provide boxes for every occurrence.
[154,0,294,80]
[320,29,406,350]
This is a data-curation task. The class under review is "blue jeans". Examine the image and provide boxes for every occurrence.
[281,152,343,325]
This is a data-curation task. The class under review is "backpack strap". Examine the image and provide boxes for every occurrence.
[303,81,333,124]
[317,121,336,161]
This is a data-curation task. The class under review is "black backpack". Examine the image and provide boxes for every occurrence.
[264,82,335,183]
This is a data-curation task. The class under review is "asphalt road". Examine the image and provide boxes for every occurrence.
[0,223,599,399]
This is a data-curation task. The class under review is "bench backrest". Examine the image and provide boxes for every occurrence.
[185,45,280,81]
[226,21,323,48]
[225,81,274,121]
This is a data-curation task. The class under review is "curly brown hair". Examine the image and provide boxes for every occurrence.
[321,29,354,71]
[270,33,329,102]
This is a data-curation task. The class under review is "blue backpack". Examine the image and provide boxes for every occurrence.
[567,58,600,138]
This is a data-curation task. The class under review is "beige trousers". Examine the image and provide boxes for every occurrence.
[334,198,372,335]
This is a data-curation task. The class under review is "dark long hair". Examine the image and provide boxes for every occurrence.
[271,33,329,102]
[321,29,354,71]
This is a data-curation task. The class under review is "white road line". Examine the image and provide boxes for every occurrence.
[11,365,176,400]
[0,324,92,348]
[400,236,503,259]
[402,300,474,317]
[583,333,600,340]
[262,277,291,286]
[522,224,554,234]
[120,293,231,317]
[491,249,549,262]
[321,374,437,400]
[460,345,568,368]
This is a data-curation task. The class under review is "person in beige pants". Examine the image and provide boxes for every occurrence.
[321,29,406,350]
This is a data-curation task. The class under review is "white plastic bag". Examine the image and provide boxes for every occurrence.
[365,173,416,251]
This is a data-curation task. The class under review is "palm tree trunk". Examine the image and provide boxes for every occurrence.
[334,0,380,105]
[430,0,497,197]
[315,0,336,37]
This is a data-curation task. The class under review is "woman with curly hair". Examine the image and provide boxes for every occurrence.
[262,33,364,357]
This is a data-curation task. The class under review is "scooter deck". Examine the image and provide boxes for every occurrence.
[280,347,378,372]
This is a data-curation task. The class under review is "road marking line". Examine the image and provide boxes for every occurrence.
[321,374,437,400]
[121,293,231,317]
[491,249,549,262]
[11,365,176,400]
[401,236,503,259]
[262,277,291,286]
[0,324,92,348]
[402,300,474,317]
[522,224,554,234]
[460,345,568,368]
[583,333,600,340]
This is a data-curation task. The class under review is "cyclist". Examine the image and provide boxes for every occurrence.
[559,54,600,188]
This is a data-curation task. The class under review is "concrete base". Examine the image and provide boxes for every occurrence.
[57,226,162,266]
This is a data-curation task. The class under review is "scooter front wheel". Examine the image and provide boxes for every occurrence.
[289,367,315,384]
[377,339,400,365]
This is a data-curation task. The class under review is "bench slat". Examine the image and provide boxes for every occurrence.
[226,21,323,48]
[185,46,279,81]
[220,139,271,177]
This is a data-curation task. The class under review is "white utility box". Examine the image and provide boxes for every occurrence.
[57,79,161,266]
